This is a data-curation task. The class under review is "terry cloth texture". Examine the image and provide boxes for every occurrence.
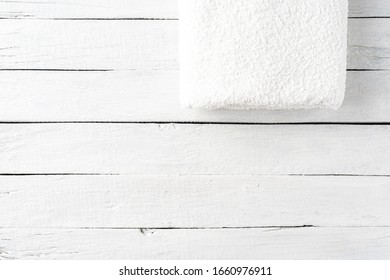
[179,0,349,110]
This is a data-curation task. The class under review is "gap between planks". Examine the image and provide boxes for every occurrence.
[1,173,390,177]
[0,69,388,72]
[3,225,390,228]
[0,17,389,20]
[0,226,317,230]
[1,122,390,125]
[0,17,179,21]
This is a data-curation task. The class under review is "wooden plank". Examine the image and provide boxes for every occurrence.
[0,20,178,70]
[0,20,388,70]
[349,0,390,17]
[0,0,179,19]
[0,0,388,19]
[0,71,389,123]
[348,19,390,69]
[0,124,389,175]
[1,227,389,259]
[0,175,389,228]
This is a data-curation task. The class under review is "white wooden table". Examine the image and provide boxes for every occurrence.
[0,0,390,260]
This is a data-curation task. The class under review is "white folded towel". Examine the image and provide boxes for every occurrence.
[180,0,349,110]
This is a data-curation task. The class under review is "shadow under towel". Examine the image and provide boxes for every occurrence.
[179,0,349,110]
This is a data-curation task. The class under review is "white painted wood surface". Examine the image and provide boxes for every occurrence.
[1,227,389,260]
[1,124,390,175]
[0,19,389,70]
[0,0,179,19]
[0,0,388,18]
[0,0,389,259]
[0,175,389,228]
[0,71,389,123]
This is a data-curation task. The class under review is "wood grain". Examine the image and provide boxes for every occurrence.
[348,19,390,69]
[1,227,389,260]
[0,0,179,19]
[0,19,389,70]
[0,175,389,228]
[0,0,388,19]
[0,0,389,261]
[0,20,178,70]
[0,71,388,123]
[0,124,389,175]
